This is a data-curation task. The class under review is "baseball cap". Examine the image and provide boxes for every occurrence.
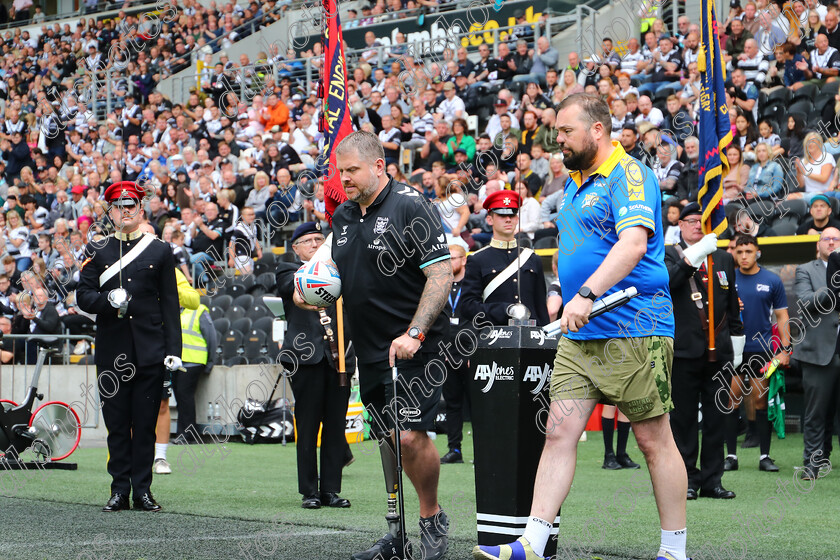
[811,194,831,207]
[443,82,455,91]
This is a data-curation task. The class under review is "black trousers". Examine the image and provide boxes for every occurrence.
[99,362,165,498]
[289,359,350,497]
[802,356,840,468]
[670,357,729,492]
[442,361,471,451]
[173,363,204,439]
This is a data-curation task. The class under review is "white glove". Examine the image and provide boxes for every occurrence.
[309,232,335,267]
[164,355,183,371]
[731,335,746,368]
[682,233,718,269]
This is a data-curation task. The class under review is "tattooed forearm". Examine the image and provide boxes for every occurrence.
[411,260,453,332]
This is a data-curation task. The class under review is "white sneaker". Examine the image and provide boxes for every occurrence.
[73,341,89,355]
[153,458,172,474]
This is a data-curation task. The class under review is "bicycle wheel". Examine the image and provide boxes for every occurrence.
[29,401,82,461]
[0,399,17,412]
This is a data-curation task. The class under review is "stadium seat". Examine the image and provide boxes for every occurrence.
[819,81,840,96]
[777,199,808,222]
[264,342,281,362]
[233,294,255,310]
[241,275,257,291]
[226,282,248,297]
[247,305,271,321]
[791,83,819,103]
[257,272,277,293]
[222,330,244,360]
[787,102,814,118]
[200,295,212,308]
[254,261,271,276]
[467,114,479,136]
[830,197,840,218]
[771,215,799,236]
[767,88,791,106]
[209,306,224,320]
[253,316,275,334]
[533,237,558,249]
[244,330,268,362]
[213,317,231,335]
[757,91,768,114]
[814,93,834,115]
[226,305,246,322]
[232,317,253,333]
[224,356,248,367]
[760,104,786,128]
[515,234,533,248]
[212,294,233,311]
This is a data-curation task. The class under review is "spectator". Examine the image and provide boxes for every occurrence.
[800,33,840,86]
[378,115,402,166]
[437,82,466,124]
[674,136,701,204]
[188,202,226,286]
[439,118,475,168]
[638,34,684,95]
[725,18,753,58]
[1,131,34,183]
[228,205,262,274]
[13,286,60,365]
[722,143,752,202]
[728,68,759,122]
[729,39,769,87]
[514,37,559,86]
[746,143,785,199]
[260,94,290,134]
[655,141,683,199]
[433,177,471,247]
[796,194,840,234]
[635,95,665,128]
[773,42,808,91]
[794,132,836,200]
[5,210,31,271]
[514,181,540,239]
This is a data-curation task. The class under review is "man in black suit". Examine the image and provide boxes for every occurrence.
[276,222,353,510]
[77,181,181,513]
[665,203,742,500]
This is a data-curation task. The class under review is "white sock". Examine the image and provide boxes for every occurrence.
[726,454,737,459]
[660,528,687,560]
[155,443,168,460]
[760,454,769,460]
[522,516,552,557]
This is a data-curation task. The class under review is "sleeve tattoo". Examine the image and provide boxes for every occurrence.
[411,260,453,332]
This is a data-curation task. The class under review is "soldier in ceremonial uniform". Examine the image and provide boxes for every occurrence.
[76,181,182,513]
[460,190,550,326]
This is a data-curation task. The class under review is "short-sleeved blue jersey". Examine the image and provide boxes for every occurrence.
[735,266,788,353]
[554,142,675,340]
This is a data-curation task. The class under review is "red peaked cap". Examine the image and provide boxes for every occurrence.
[483,190,521,215]
[104,181,146,206]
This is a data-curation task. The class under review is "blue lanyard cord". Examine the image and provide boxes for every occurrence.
[448,287,462,313]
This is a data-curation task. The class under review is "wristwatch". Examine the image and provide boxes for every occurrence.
[578,286,598,302]
[781,344,793,354]
[407,326,426,342]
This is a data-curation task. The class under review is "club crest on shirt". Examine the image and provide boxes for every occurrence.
[582,193,599,208]
[373,217,389,235]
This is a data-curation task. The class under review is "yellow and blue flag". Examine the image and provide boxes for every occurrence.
[697,0,731,235]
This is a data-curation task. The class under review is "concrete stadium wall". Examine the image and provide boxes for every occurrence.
[0,363,293,443]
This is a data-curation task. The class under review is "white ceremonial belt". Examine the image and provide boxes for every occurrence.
[482,248,534,301]
[99,233,155,287]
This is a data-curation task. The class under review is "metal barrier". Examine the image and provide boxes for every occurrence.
[0,334,99,430]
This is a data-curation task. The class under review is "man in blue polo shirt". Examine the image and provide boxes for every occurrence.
[474,93,687,560]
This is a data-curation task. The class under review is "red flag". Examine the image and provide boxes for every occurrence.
[320,0,352,225]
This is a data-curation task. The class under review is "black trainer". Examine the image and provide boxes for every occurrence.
[602,453,622,470]
[724,455,739,471]
[440,449,463,464]
[350,533,411,560]
[616,453,640,469]
[759,456,779,472]
[419,508,449,560]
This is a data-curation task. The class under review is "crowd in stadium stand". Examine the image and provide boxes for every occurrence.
[1,0,840,367]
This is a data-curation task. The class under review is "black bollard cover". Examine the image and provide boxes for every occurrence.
[469,325,564,555]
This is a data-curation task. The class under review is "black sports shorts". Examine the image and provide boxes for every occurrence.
[358,352,444,437]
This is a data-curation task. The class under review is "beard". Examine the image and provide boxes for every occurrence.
[561,135,599,172]
[346,167,381,203]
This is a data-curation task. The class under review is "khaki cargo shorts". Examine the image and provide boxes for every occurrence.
[549,335,674,422]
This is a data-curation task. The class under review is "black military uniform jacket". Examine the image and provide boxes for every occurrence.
[275,260,355,372]
[664,243,743,361]
[460,239,550,326]
[76,231,181,370]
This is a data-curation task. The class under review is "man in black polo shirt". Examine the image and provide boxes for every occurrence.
[294,131,453,560]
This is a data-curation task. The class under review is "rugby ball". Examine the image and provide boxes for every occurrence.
[294,261,342,307]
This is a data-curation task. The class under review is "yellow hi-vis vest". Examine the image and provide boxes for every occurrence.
[181,304,209,365]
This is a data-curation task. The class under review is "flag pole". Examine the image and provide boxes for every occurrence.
[337,296,347,386]
[706,233,716,361]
